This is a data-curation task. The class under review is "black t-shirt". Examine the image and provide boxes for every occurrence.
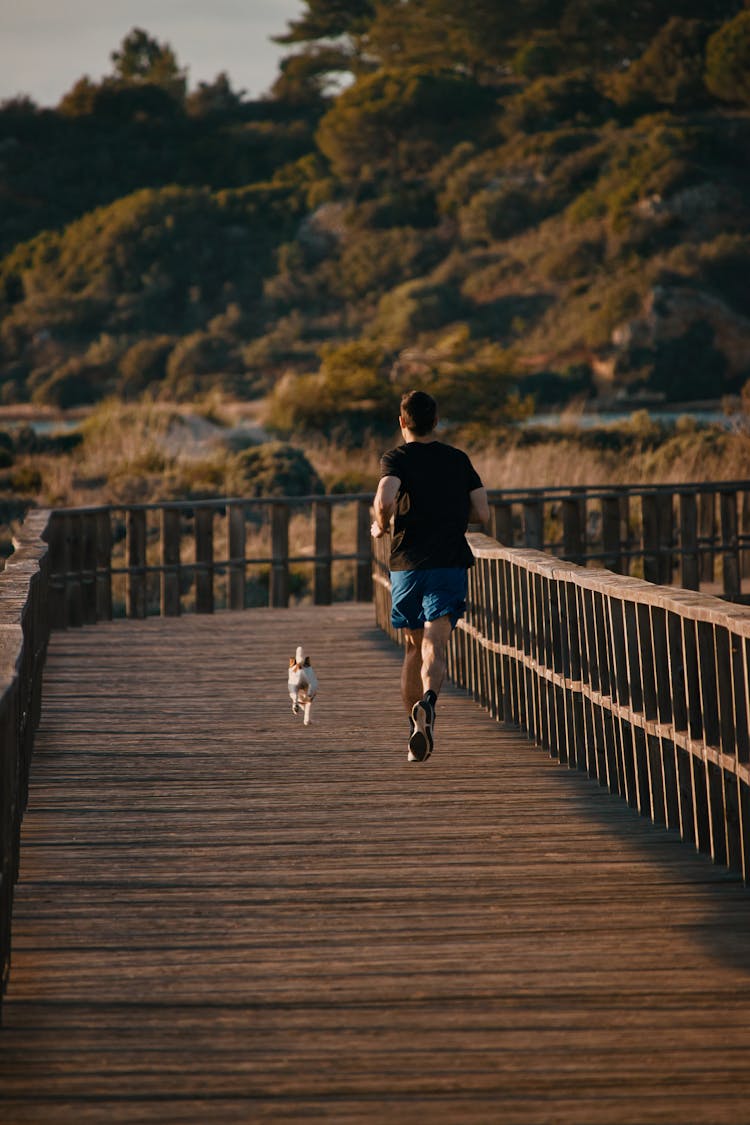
[379,440,483,571]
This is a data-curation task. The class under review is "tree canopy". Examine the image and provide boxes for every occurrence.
[1,5,750,421]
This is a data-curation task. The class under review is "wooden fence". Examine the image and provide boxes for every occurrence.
[488,480,750,600]
[0,508,50,1020]
[41,480,750,628]
[45,495,373,628]
[374,532,750,880]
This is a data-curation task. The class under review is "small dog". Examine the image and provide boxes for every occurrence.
[288,646,318,726]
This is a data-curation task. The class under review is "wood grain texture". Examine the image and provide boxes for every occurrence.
[3,604,750,1123]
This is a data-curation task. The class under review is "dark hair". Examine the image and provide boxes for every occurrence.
[400,390,437,436]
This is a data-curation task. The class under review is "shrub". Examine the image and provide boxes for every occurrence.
[266,341,395,439]
[117,335,174,398]
[504,72,612,135]
[316,67,496,185]
[513,32,564,79]
[233,442,324,497]
[610,19,711,112]
[31,358,109,408]
[706,11,750,106]
[646,321,728,400]
[373,279,466,347]
[335,227,444,301]
[166,331,240,381]
[458,184,545,244]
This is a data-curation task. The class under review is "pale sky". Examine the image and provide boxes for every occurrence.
[0,0,306,107]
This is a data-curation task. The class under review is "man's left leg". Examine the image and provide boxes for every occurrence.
[407,614,452,763]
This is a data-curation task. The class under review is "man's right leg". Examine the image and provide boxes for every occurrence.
[401,628,424,715]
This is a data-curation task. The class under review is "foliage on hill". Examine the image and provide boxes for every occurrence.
[1,6,750,435]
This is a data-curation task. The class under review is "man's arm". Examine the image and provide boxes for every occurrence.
[468,486,490,531]
[371,475,400,538]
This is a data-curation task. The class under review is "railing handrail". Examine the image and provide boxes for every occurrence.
[373,529,750,880]
[0,507,51,1022]
[468,534,750,634]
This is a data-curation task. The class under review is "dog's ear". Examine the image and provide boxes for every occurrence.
[289,657,296,667]
[304,656,311,666]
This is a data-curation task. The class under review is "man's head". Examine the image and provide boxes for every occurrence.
[399,390,437,437]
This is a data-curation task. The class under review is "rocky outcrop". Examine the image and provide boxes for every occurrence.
[611,285,750,377]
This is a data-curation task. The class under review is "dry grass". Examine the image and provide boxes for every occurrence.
[17,401,750,518]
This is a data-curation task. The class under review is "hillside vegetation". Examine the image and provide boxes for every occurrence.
[1,3,750,439]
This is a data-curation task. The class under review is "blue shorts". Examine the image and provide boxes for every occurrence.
[390,567,468,631]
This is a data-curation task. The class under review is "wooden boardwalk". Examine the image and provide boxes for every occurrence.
[3,604,750,1123]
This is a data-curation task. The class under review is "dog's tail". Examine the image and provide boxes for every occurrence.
[295,645,306,664]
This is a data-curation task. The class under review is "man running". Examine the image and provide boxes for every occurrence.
[371,390,490,762]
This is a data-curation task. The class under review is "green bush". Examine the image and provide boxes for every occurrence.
[374,279,466,347]
[233,442,324,497]
[706,11,750,105]
[165,331,240,382]
[117,335,174,398]
[539,236,605,282]
[513,32,564,79]
[504,72,612,135]
[647,321,728,400]
[458,184,545,244]
[610,19,711,112]
[335,227,444,300]
[316,67,496,184]
[31,358,109,407]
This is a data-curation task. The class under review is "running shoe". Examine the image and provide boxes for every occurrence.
[408,697,434,762]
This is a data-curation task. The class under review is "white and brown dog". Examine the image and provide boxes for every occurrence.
[288,646,318,726]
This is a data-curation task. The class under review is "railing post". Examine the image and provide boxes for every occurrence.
[64,512,84,627]
[601,494,621,573]
[742,491,750,579]
[95,510,112,621]
[562,496,584,564]
[194,507,214,614]
[490,501,512,546]
[356,498,372,602]
[270,503,290,608]
[161,507,181,617]
[228,503,246,612]
[522,499,543,551]
[641,494,659,585]
[720,490,740,600]
[699,490,716,584]
[127,509,147,619]
[81,511,98,625]
[679,492,699,591]
[313,500,332,606]
[46,511,66,629]
[657,492,674,585]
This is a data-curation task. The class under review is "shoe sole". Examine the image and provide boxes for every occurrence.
[408,701,433,762]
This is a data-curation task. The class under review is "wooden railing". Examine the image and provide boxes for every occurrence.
[39,479,750,628]
[45,495,373,628]
[0,508,51,1019]
[373,532,750,881]
[488,479,750,600]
